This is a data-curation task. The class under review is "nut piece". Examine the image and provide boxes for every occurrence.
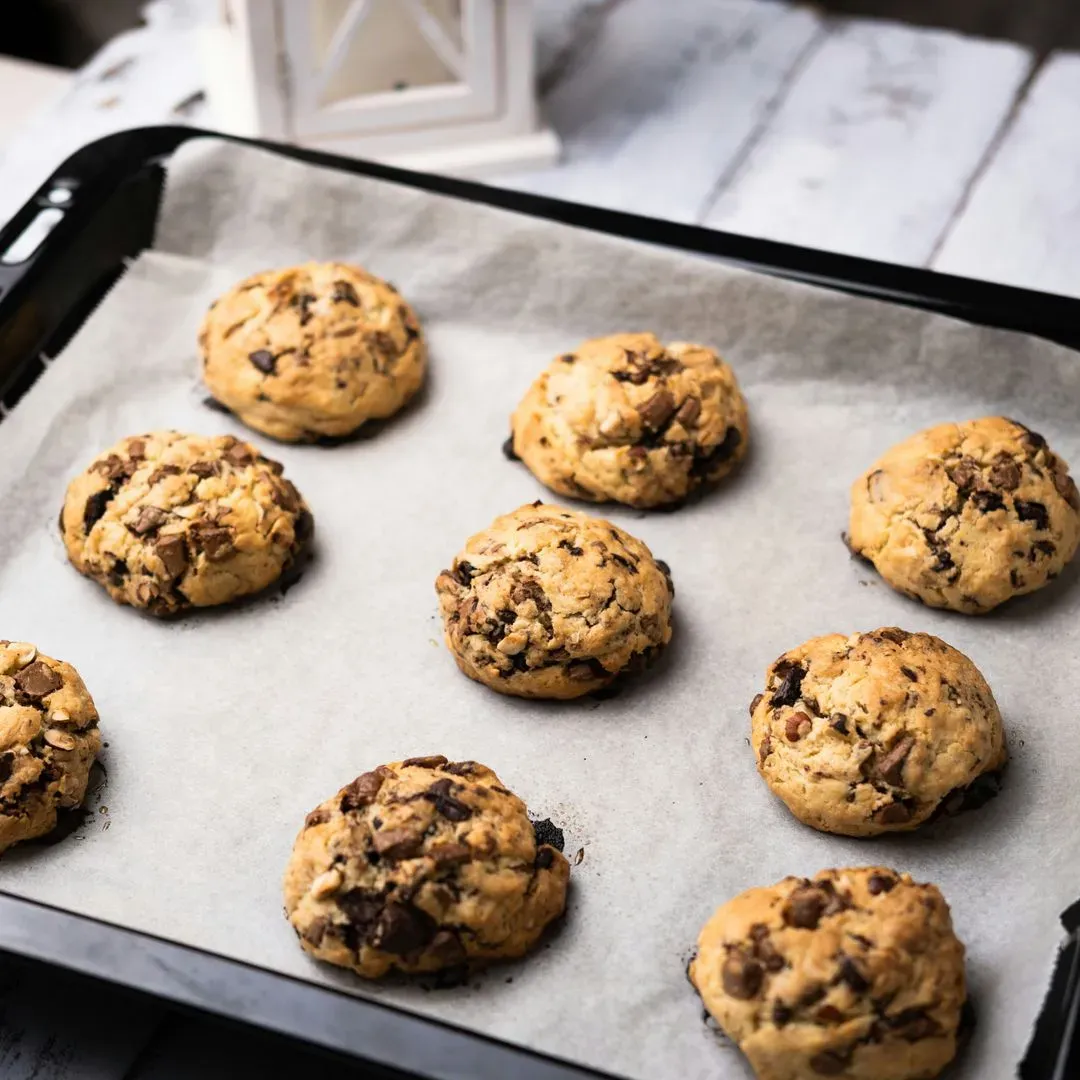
[44,729,77,751]
[13,644,37,667]
[309,869,342,899]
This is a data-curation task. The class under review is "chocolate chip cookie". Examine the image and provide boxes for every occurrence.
[0,642,101,854]
[690,867,967,1080]
[435,502,674,699]
[284,757,569,978]
[199,262,426,443]
[751,628,1006,837]
[509,332,748,508]
[849,417,1080,613]
[61,431,312,615]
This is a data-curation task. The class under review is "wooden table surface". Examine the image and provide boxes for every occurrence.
[1,1,1078,1075]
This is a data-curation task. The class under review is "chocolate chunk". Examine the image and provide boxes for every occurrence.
[428,929,466,964]
[557,539,584,556]
[770,662,806,708]
[430,842,471,865]
[340,770,385,811]
[292,291,316,326]
[758,734,773,763]
[371,902,436,955]
[535,848,555,869]
[532,818,565,851]
[972,490,1005,513]
[249,349,276,374]
[867,874,895,895]
[156,535,188,578]
[424,778,471,821]
[304,807,330,828]
[785,888,826,929]
[443,760,479,775]
[772,1002,792,1027]
[989,457,1021,490]
[817,1005,844,1024]
[109,559,129,586]
[332,280,360,306]
[613,367,649,385]
[721,955,763,999]
[189,459,221,478]
[1055,469,1080,510]
[838,956,869,993]
[193,525,234,561]
[14,661,63,703]
[224,443,255,467]
[931,546,955,574]
[749,693,763,716]
[126,439,147,459]
[830,713,849,735]
[83,488,116,533]
[947,457,980,492]
[567,659,608,682]
[403,755,448,769]
[337,888,383,932]
[674,397,701,427]
[799,985,826,1008]
[1033,540,1057,558]
[501,435,519,462]
[559,353,576,364]
[637,389,677,430]
[129,505,168,535]
[876,736,915,786]
[786,712,811,742]
[511,578,551,609]
[454,561,476,586]
[809,1050,850,1076]
[0,752,13,784]
[890,1007,940,1041]
[1015,499,1049,530]
[692,425,742,477]
[877,628,910,644]
[874,801,912,825]
[147,464,181,485]
[900,666,918,682]
[373,828,423,860]
[1017,425,1048,453]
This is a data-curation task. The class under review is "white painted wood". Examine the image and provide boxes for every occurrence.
[703,19,1033,265]
[933,53,1080,295]
[497,0,824,224]
[0,963,160,1079]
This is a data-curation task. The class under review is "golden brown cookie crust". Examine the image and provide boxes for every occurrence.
[0,642,101,854]
[751,628,1006,837]
[849,417,1080,613]
[690,867,967,1080]
[435,502,674,699]
[283,757,569,978]
[510,332,748,509]
[199,262,426,443]
[61,431,312,615]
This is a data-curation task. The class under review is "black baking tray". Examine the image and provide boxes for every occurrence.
[0,125,1077,1080]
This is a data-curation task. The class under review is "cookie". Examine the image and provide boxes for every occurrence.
[199,262,425,443]
[690,867,966,1080]
[435,502,674,699]
[61,431,312,615]
[751,628,1006,837]
[0,642,101,854]
[849,417,1080,613]
[284,757,569,978]
[509,332,748,508]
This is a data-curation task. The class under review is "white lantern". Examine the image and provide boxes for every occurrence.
[201,0,560,176]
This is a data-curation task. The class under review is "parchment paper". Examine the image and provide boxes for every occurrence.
[1,138,1079,1080]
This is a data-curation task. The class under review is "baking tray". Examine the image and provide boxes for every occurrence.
[1,126,1079,1080]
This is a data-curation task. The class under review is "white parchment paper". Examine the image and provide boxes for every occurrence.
[1,139,1079,1080]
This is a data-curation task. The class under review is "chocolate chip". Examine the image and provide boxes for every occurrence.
[189,460,221,479]
[770,662,805,708]
[403,755,448,769]
[1018,426,1048,453]
[613,367,649,385]
[337,888,383,934]
[558,539,584,556]
[340,770,385,811]
[332,280,360,306]
[192,525,234,561]
[147,464,181,485]
[785,888,825,929]
[126,439,147,459]
[0,752,13,784]
[1055,470,1080,510]
[674,397,701,427]
[14,661,63,703]
[109,559,128,586]
[786,712,811,741]
[430,842,471,865]
[371,902,436,955]
[817,1005,844,1024]
[809,1050,850,1076]
[931,546,955,574]
[877,628,910,644]
[501,435,519,462]
[637,389,677,430]
[889,1007,940,1041]
[155,535,188,578]
[867,874,895,895]
[83,488,116,533]
[721,955,763,999]
[424,778,472,821]
[948,457,980,492]
[129,505,168,535]
[224,443,256,467]
[567,659,608,682]
[292,291,316,326]
[304,807,329,828]
[454,561,476,586]
[559,353,575,364]
[535,848,555,869]
[373,828,422,860]
[799,985,826,1008]
[249,349,276,374]
[511,578,552,609]
[838,956,869,993]
[1033,540,1057,558]
[830,713,849,735]
[772,1002,792,1027]
[691,425,742,477]
[428,929,466,964]
[874,801,912,825]
[443,760,479,776]
[750,693,763,716]
[972,490,1005,513]
[758,734,772,763]
[1016,499,1049,530]
[899,666,918,682]
[989,457,1021,490]
[532,818,565,851]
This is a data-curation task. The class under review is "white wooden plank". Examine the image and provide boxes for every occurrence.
[533,0,615,87]
[0,962,161,1080]
[933,53,1080,296]
[495,0,824,224]
[703,19,1032,266]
